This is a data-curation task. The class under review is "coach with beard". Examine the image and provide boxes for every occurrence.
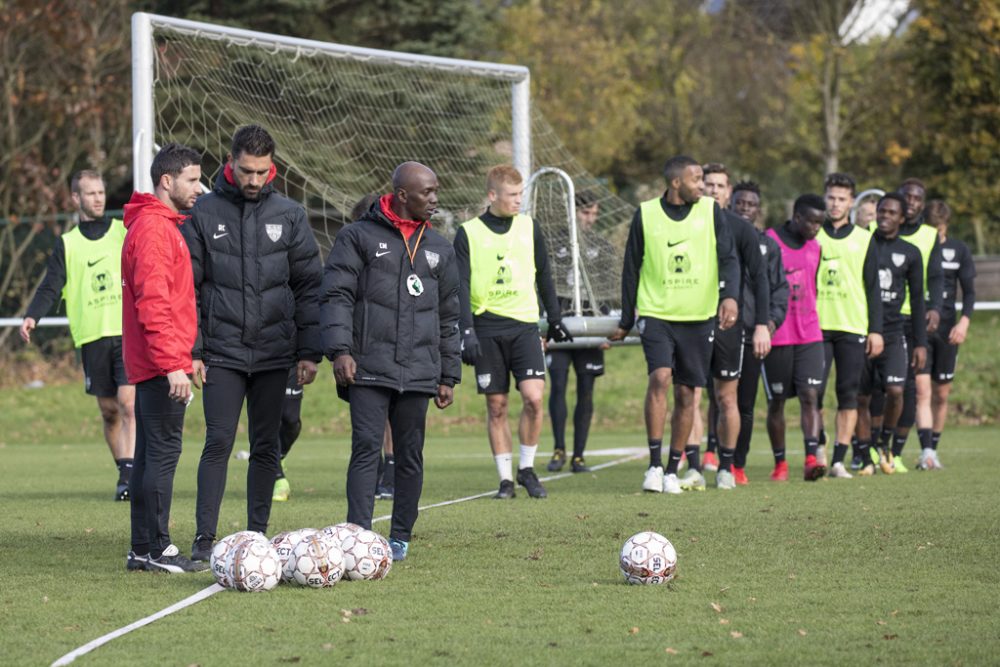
[184,124,323,561]
[322,161,461,563]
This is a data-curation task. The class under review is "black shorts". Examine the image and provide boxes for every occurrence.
[928,327,960,384]
[474,328,546,394]
[546,348,605,377]
[860,334,908,394]
[762,342,824,400]
[820,330,868,410]
[638,317,714,388]
[80,336,129,397]
[711,324,745,380]
[904,321,932,375]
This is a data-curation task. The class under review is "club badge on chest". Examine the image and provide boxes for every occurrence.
[407,273,424,297]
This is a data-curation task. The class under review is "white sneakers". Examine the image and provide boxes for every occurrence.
[642,466,664,493]
[663,473,683,495]
[716,469,736,490]
[829,462,853,479]
[679,469,706,491]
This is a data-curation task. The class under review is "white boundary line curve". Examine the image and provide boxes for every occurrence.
[50,451,644,665]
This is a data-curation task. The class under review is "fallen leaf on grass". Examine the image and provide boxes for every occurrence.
[883,634,898,640]
[719,619,730,625]
[351,608,368,616]
[629,627,640,635]
[321,644,333,651]
[798,629,807,636]
[702,651,714,657]
[710,602,723,613]
[525,548,544,561]
[575,514,589,520]
[689,536,700,543]
[637,512,649,518]
[718,587,730,594]
[890,610,899,617]
[339,609,352,618]
[84,528,94,534]
[876,620,887,626]
[730,631,744,639]
[665,648,678,655]
[278,658,300,663]
[42,596,49,603]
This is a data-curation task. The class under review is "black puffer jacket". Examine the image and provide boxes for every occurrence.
[185,169,323,372]
[321,202,461,395]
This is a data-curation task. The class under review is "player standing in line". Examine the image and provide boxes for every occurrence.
[890,178,943,471]
[122,143,205,573]
[762,195,826,482]
[610,155,739,494]
[921,199,975,470]
[730,181,789,483]
[546,190,614,474]
[815,173,884,479]
[21,170,135,501]
[185,125,323,561]
[455,165,573,500]
[856,193,927,474]
[697,163,770,488]
[323,162,460,561]
[855,198,877,229]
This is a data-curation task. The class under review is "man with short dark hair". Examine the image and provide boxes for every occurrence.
[763,194,827,482]
[185,125,323,561]
[698,163,770,489]
[455,164,573,500]
[856,193,927,475]
[21,170,135,501]
[611,155,739,495]
[816,173,883,479]
[546,189,614,474]
[922,199,974,470]
[323,162,461,561]
[122,142,205,573]
[729,181,788,484]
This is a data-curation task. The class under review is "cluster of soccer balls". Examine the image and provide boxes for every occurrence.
[210,523,392,592]
[620,531,677,585]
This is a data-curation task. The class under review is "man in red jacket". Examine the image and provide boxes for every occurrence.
[121,143,206,573]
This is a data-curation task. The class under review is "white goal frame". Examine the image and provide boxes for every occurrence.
[130,12,532,193]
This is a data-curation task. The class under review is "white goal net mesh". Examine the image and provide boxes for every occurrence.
[144,17,633,315]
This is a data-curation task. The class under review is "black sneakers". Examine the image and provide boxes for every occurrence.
[571,456,591,473]
[191,535,214,563]
[547,449,566,472]
[126,550,148,571]
[115,482,130,502]
[376,483,395,500]
[494,479,516,499]
[516,467,548,498]
[146,544,209,573]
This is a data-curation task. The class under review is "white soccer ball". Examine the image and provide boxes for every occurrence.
[319,522,363,549]
[288,533,345,588]
[620,531,677,585]
[341,529,392,581]
[227,539,281,592]
[271,530,308,581]
[210,531,268,588]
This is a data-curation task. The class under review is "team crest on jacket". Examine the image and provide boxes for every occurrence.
[424,249,440,269]
[891,252,905,267]
[266,224,282,242]
[942,248,955,261]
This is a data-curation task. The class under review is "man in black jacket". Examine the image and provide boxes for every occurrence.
[184,125,323,560]
[322,162,461,562]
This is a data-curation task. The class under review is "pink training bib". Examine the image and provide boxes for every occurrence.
[767,228,822,346]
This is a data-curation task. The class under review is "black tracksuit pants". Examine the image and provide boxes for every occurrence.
[195,366,287,539]
[130,376,187,558]
[346,385,429,542]
[735,339,762,469]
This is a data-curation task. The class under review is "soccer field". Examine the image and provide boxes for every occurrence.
[2,427,998,666]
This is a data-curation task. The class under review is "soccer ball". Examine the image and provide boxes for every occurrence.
[210,531,268,588]
[320,522,363,548]
[271,530,308,581]
[288,534,345,588]
[620,531,677,585]
[341,529,392,581]
[227,539,281,592]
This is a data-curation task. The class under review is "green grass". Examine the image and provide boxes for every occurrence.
[2,426,999,666]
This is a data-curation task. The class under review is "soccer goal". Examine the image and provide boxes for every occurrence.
[131,13,633,331]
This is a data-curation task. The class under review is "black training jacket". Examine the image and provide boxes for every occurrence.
[184,170,323,372]
[321,202,461,395]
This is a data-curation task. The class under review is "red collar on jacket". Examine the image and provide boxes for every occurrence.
[379,194,429,241]
[122,191,187,229]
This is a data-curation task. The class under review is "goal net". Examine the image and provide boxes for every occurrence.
[133,13,633,320]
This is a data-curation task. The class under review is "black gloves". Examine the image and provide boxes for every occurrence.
[461,328,481,365]
[546,320,574,344]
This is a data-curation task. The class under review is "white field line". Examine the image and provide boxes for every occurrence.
[50,451,644,666]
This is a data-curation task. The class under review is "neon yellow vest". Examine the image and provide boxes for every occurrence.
[636,196,718,321]
[61,219,126,347]
[899,223,937,316]
[463,213,539,323]
[817,224,872,335]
